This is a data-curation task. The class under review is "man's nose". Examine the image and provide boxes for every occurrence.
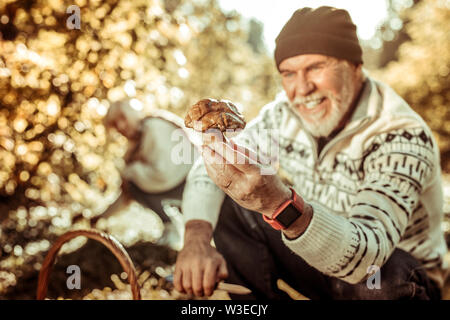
[295,77,315,97]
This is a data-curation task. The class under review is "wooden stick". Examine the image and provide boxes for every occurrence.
[216,282,251,295]
[165,275,251,295]
[277,279,310,300]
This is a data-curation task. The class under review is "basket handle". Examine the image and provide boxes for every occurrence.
[36,229,141,300]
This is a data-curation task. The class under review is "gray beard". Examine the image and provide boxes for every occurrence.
[289,97,348,138]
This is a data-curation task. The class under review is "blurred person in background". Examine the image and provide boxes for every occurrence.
[102,99,197,248]
[174,6,448,299]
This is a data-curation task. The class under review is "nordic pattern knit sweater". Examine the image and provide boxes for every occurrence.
[181,76,448,285]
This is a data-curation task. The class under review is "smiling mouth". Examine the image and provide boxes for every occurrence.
[294,97,327,115]
[301,97,326,110]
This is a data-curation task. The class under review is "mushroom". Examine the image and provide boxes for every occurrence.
[184,98,245,133]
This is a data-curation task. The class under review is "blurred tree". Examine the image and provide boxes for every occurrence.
[0,0,278,217]
[247,18,266,54]
[374,0,450,172]
[375,0,420,68]
[0,0,279,296]
[362,0,418,69]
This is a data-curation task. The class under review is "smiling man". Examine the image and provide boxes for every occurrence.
[280,54,363,139]
[175,6,448,299]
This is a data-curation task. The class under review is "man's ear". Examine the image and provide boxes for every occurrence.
[353,63,364,82]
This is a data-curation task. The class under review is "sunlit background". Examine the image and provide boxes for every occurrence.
[0,0,449,299]
[218,0,392,50]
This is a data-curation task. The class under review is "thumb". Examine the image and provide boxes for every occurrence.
[217,261,229,281]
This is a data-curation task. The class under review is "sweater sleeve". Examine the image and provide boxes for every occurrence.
[181,156,226,228]
[282,126,437,284]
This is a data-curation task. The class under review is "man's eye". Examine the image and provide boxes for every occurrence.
[308,64,323,72]
[283,72,295,78]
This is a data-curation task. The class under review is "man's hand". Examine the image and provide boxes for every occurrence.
[201,139,291,218]
[174,220,228,297]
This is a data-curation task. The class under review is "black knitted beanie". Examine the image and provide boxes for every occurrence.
[274,6,363,70]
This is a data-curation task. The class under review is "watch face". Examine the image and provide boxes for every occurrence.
[276,203,302,228]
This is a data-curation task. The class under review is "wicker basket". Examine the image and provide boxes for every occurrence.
[36,229,141,300]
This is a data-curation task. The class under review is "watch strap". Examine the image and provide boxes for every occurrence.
[263,187,303,230]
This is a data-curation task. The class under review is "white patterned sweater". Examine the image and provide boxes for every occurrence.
[181,76,448,285]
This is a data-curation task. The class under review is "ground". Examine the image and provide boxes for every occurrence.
[1,174,450,300]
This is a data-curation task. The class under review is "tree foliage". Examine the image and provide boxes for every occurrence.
[375,0,450,171]
[0,0,278,295]
[0,0,278,215]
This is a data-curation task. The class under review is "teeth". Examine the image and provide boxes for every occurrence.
[304,98,323,109]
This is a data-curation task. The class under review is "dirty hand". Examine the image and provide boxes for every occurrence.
[202,140,291,218]
[174,220,228,297]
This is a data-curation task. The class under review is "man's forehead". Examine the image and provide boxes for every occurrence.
[279,54,333,71]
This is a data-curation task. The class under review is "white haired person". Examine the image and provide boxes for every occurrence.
[175,6,448,299]
[102,99,197,246]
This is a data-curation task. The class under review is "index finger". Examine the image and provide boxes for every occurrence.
[202,147,242,190]
[205,141,260,174]
[203,261,219,297]
[173,264,184,293]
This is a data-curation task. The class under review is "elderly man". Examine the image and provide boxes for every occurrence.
[174,6,448,299]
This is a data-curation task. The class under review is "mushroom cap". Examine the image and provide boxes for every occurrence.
[184,98,246,132]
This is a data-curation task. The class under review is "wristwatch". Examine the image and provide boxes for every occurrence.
[263,187,304,230]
